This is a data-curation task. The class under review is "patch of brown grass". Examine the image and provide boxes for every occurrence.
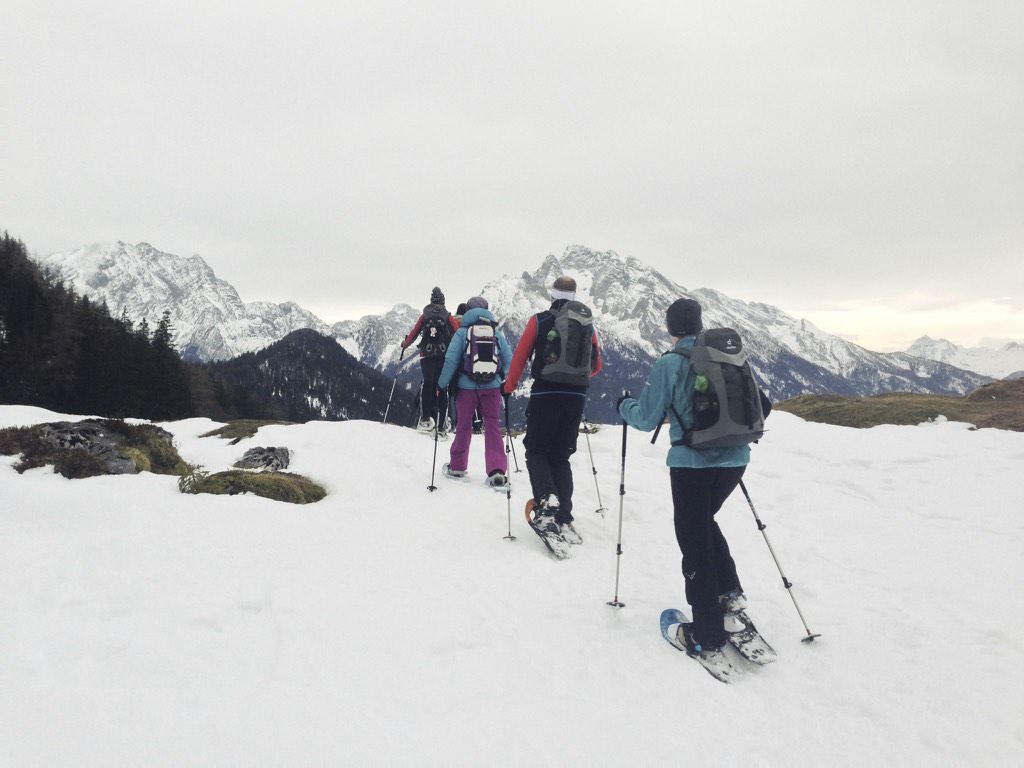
[0,419,189,478]
[200,420,292,444]
[775,379,1024,431]
[180,468,326,504]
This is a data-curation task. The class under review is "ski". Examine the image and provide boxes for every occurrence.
[725,611,777,664]
[659,608,743,683]
[524,499,571,560]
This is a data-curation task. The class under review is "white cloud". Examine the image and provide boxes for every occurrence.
[5,0,1022,344]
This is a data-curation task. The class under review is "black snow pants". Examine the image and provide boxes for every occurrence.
[419,357,448,426]
[670,465,746,650]
[523,392,586,523]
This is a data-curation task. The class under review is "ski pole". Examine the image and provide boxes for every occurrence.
[427,404,441,492]
[503,483,516,541]
[383,347,406,424]
[503,392,521,473]
[739,479,821,643]
[581,416,607,517]
[608,390,629,608]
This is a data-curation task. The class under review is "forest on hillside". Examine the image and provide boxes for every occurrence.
[0,232,414,425]
[0,232,192,420]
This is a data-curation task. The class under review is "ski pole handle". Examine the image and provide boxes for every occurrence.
[620,389,629,459]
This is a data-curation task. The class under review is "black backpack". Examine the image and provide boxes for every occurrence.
[537,300,594,386]
[418,304,452,358]
[665,328,767,449]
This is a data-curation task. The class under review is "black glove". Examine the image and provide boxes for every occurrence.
[615,394,629,411]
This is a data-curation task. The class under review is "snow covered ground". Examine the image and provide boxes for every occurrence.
[2,405,1022,766]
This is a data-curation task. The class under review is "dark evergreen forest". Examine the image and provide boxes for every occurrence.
[0,232,192,420]
[202,328,416,424]
[1,231,416,425]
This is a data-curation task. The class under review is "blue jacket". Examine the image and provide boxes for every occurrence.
[618,336,750,469]
[438,307,513,391]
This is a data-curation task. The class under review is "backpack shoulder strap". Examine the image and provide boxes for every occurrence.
[650,348,694,445]
[531,310,552,351]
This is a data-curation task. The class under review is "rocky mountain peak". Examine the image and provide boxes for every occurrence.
[905,335,1024,379]
[33,241,994,414]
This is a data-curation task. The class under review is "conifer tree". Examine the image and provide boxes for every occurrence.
[0,232,194,419]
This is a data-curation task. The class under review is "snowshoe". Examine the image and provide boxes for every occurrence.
[725,611,777,664]
[441,463,471,482]
[660,608,743,683]
[486,472,511,492]
[524,499,571,560]
[559,522,583,545]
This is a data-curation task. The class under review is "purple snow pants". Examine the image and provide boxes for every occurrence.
[448,387,507,476]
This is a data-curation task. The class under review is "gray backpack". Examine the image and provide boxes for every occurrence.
[666,328,766,449]
[538,301,594,386]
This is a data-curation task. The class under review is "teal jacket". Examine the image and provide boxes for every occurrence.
[438,307,513,391]
[618,336,750,469]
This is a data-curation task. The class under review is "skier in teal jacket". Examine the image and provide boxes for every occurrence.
[438,298,514,486]
[618,332,750,469]
[618,298,754,658]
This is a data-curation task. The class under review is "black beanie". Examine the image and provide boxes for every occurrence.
[666,298,702,336]
[430,287,445,305]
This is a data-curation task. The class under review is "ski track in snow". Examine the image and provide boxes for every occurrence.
[1,407,1023,765]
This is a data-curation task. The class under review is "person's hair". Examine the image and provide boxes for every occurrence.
[552,276,576,292]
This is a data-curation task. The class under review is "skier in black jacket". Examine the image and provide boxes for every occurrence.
[401,287,458,435]
[503,276,602,543]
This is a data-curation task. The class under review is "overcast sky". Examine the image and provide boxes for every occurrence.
[4,1,1022,351]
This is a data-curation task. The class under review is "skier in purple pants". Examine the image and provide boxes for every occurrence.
[437,297,513,488]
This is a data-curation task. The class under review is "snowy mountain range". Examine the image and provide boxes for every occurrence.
[34,242,991,418]
[466,247,990,405]
[34,242,334,363]
[906,336,1024,380]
